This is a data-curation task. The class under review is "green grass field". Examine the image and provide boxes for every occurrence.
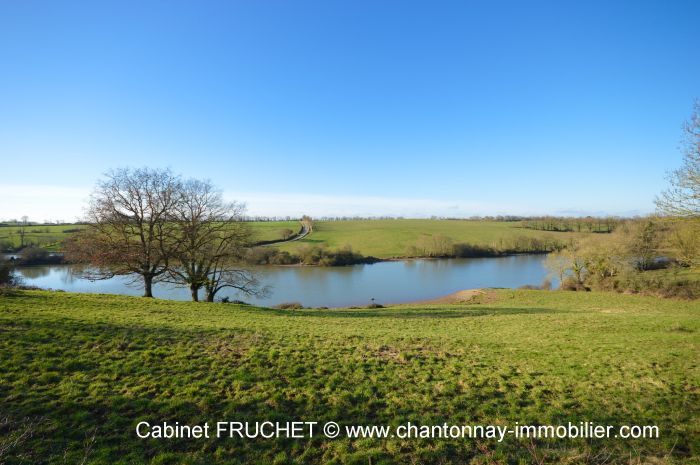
[248,221,302,243]
[1,220,576,258]
[0,222,301,252]
[0,224,84,251]
[1,289,697,464]
[279,219,584,258]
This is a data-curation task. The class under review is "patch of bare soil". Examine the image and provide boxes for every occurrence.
[409,289,497,305]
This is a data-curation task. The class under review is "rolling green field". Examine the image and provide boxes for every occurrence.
[1,220,576,258]
[1,289,697,464]
[279,219,583,258]
[0,221,301,252]
[248,221,302,243]
[0,224,84,251]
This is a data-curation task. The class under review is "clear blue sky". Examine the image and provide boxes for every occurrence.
[1,0,699,221]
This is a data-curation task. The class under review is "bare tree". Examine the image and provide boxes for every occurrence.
[204,267,269,302]
[280,228,294,240]
[626,220,660,271]
[165,179,267,302]
[16,216,28,249]
[65,167,181,297]
[669,221,700,267]
[656,100,700,218]
[301,215,314,233]
[544,251,569,286]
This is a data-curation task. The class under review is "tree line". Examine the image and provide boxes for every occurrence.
[520,217,620,233]
[544,101,700,297]
[64,168,268,302]
[404,234,565,258]
[544,218,699,298]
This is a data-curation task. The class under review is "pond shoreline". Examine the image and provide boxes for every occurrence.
[11,255,554,308]
[5,250,551,268]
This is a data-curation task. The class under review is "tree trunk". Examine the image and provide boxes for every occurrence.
[205,288,215,302]
[143,275,154,298]
[190,284,199,302]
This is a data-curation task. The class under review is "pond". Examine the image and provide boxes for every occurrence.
[13,255,554,307]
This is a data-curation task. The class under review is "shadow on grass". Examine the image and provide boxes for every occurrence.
[261,307,566,319]
[1,316,693,464]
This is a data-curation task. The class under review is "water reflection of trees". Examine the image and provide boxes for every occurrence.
[19,265,85,283]
[15,257,551,306]
[18,266,51,279]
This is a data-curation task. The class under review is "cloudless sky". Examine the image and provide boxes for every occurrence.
[1,0,699,221]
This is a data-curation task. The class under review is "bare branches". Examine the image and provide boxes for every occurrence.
[163,178,262,301]
[67,167,182,297]
[67,169,267,301]
[0,416,40,462]
[204,267,271,302]
[656,100,700,218]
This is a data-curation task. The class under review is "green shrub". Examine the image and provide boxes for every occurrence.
[0,261,18,286]
[18,247,63,266]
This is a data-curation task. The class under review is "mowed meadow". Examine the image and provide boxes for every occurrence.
[246,221,302,243]
[2,219,579,258]
[278,219,582,258]
[1,289,698,464]
[0,224,81,251]
[0,221,302,251]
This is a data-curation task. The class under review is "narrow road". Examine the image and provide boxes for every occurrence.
[257,223,310,247]
[287,224,310,242]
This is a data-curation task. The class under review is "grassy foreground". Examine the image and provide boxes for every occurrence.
[1,290,698,464]
[279,220,582,258]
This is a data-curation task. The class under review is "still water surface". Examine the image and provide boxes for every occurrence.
[15,255,552,307]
